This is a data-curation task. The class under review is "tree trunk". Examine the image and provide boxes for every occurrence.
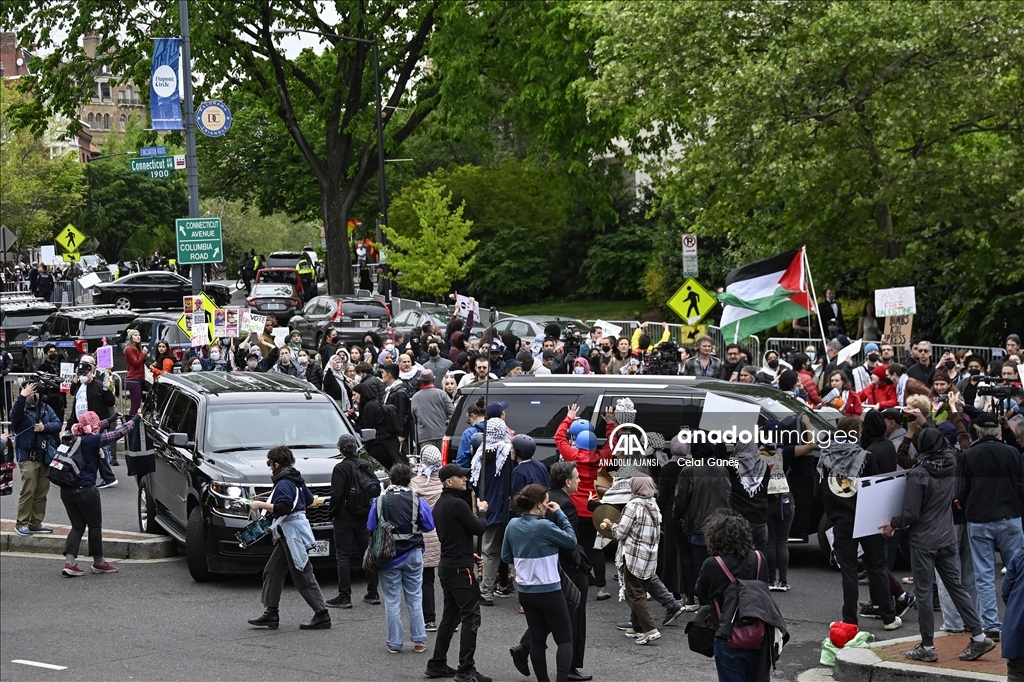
[323,182,355,296]
[873,201,900,259]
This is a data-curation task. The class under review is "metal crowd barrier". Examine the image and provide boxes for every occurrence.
[930,344,1001,364]
[0,280,91,306]
[766,337,827,357]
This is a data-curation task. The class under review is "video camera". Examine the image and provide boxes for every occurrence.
[562,324,583,357]
[648,341,681,376]
[27,371,62,398]
[975,377,1014,399]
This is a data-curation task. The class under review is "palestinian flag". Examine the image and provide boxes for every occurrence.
[718,249,814,342]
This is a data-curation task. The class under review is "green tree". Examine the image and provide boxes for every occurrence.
[381,178,477,298]
[207,198,319,275]
[584,0,1024,343]
[0,80,83,247]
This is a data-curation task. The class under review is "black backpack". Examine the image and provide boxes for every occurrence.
[381,402,403,438]
[46,437,88,488]
[346,459,381,515]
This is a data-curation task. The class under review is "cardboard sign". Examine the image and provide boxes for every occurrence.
[177,293,219,345]
[875,287,916,317]
[78,272,101,289]
[225,309,239,337]
[214,309,227,337]
[96,345,114,370]
[882,314,914,349]
[853,471,910,538]
[454,294,480,320]
[836,339,863,366]
[241,311,267,335]
[592,320,623,340]
[764,451,790,494]
[191,322,209,346]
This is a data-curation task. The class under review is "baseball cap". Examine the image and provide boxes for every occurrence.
[489,342,503,353]
[439,463,471,482]
[486,401,508,418]
[337,434,360,454]
[542,350,557,360]
[973,413,998,428]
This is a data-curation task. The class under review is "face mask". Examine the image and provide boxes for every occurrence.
[867,353,879,363]
[280,356,291,365]
[968,368,981,376]
[385,343,395,352]
[806,352,816,362]
[210,352,220,361]
[191,363,202,371]
[574,367,585,374]
[298,356,308,365]
[428,348,439,357]
[944,360,956,370]
[768,359,779,369]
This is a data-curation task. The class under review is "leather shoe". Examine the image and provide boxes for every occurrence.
[568,671,593,682]
[299,610,331,630]
[247,608,279,629]
[509,644,530,676]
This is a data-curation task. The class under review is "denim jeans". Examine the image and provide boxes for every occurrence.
[714,638,763,682]
[379,549,426,650]
[968,517,1024,631]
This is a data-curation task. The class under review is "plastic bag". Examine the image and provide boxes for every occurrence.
[820,631,874,666]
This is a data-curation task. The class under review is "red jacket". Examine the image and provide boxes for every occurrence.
[798,370,821,407]
[554,417,612,519]
[125,346,147,381]
[857,365,897,409]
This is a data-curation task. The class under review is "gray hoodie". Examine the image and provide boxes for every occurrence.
[891,428,957,550]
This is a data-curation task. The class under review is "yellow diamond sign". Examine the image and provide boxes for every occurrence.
[176,292,219,345]
[667,277,717,325]
[55,223,86,253]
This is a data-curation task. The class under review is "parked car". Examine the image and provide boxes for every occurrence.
[254,268,308,305]
[89,271,231,310]
[444,375,833,559]
[389,308,450,338]
[0,296,58,370]
[292,295,391,348]
[265,251,308,269]
[137,371,383,580]
[22,306,141,372]
[473,316,590,350]
[246,282,302,325]
[115,312,192,369]
[80,253,108,273]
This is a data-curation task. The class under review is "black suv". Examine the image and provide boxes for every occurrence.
[115,312,192,369]
[138,371,381,581]
[22,306,141,372]
[444,375,834,559]
[0,295,58,370]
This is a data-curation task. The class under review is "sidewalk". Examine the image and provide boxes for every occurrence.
[0,519,176,560]
[835,631,1008,682]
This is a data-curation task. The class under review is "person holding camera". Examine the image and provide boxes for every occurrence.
[10,382,62,535]
[66,356,118,487]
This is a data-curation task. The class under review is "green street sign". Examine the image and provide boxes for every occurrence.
[130,156,175,173]
[148,169,172,179]
[175,217,223,264]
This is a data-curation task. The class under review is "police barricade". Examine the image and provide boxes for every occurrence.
[765,337,826,359]
[705,326,761,365]
[583,320,642,344]
[930,344,998,365]
[390,297,421,316]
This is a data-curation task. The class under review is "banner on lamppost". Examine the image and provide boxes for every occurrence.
[150,38,183,130]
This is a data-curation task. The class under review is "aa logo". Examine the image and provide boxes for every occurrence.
[609,423,649,459]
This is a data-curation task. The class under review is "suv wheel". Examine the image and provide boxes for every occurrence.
[137,480,166,535]
[185,506,215,582]
[114,295,133,310]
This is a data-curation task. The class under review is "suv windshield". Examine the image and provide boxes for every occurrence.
[205,403,345,452]
[80,317,139,338]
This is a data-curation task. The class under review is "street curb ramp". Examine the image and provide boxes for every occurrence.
[1,526,177,560]
[834,633,1007,682]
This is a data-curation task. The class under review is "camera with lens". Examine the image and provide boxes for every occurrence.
[977,379,1014,399]
[561,324,582,357]
[648,341,681,376]
[27,371,62,397]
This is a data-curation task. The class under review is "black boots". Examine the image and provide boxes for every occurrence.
[299,610,332,630]
[248,607,279,629]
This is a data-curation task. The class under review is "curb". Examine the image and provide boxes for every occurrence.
[1,529,177,560]
[834,633,1006,682]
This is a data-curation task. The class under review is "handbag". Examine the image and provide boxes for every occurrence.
[684,604,718,657]
[559,567,581,614]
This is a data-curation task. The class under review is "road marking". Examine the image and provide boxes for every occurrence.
[12,660,68,670]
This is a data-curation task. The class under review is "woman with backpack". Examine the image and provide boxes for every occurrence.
[58,411,141,577]
[501,483,578,682]
[695,510,770,682]
[247,445,331,631]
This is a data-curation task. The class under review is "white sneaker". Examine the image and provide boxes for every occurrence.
[884,616,903,631]
[97,479,118,489]
[635,629,661,645]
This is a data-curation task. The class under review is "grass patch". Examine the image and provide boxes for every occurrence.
[502,299,649,322]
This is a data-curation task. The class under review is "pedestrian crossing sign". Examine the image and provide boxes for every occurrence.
[176,292,219,345]
[667,277,717,325]
[55,223,86,254]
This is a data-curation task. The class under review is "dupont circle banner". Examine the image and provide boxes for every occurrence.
[150,38,183,130]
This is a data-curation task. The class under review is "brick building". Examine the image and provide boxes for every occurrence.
[78,32,146,148]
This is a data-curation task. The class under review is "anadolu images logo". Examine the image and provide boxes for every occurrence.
[152,65,178,98]
[609,423,649,459]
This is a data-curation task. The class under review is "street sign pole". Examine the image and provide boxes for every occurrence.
[180,0,203,296]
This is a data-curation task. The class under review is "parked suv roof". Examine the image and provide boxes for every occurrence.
[159,371,318,397]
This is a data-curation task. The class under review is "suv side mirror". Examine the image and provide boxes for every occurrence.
[28,324,41,336]
[360,428,377,442]
[168,433,189,448]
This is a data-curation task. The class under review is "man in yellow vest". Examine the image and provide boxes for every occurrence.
[296,258,315,303]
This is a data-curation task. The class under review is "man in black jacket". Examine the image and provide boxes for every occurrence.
[352,382,400,471]
[955,412,1024,640]
[510,461,593,682]
[881,427,995,663]
[326,434,380,609]
[37,343,67,419]
[817,289,844,334]
[426,464,490,682]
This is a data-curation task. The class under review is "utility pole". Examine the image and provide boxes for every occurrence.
[180,0,202,295]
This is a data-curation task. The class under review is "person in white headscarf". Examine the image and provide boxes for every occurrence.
[322,354,352,412]
[727,439,771,556]
[471,417,514,605]
[411,444,444,630]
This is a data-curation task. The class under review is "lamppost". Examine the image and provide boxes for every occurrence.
[272,28,388,248]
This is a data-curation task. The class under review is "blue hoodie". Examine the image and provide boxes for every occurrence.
[501,510,576,593]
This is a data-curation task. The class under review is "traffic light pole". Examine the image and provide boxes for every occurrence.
[180,0,202,295]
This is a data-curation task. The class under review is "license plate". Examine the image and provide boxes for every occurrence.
[266,303,285,310]
[359,320,373,328]
[308,540,330,557]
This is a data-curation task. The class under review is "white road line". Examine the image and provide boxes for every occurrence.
[12,660,68,670]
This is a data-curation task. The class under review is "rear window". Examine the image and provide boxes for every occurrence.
[81,316,138,338]
[258,270,298,284]
[160,324,190,344]
[0,309,55,328]
[449,393,584,443]
[253,284,296,297]
[342,302,389,317]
